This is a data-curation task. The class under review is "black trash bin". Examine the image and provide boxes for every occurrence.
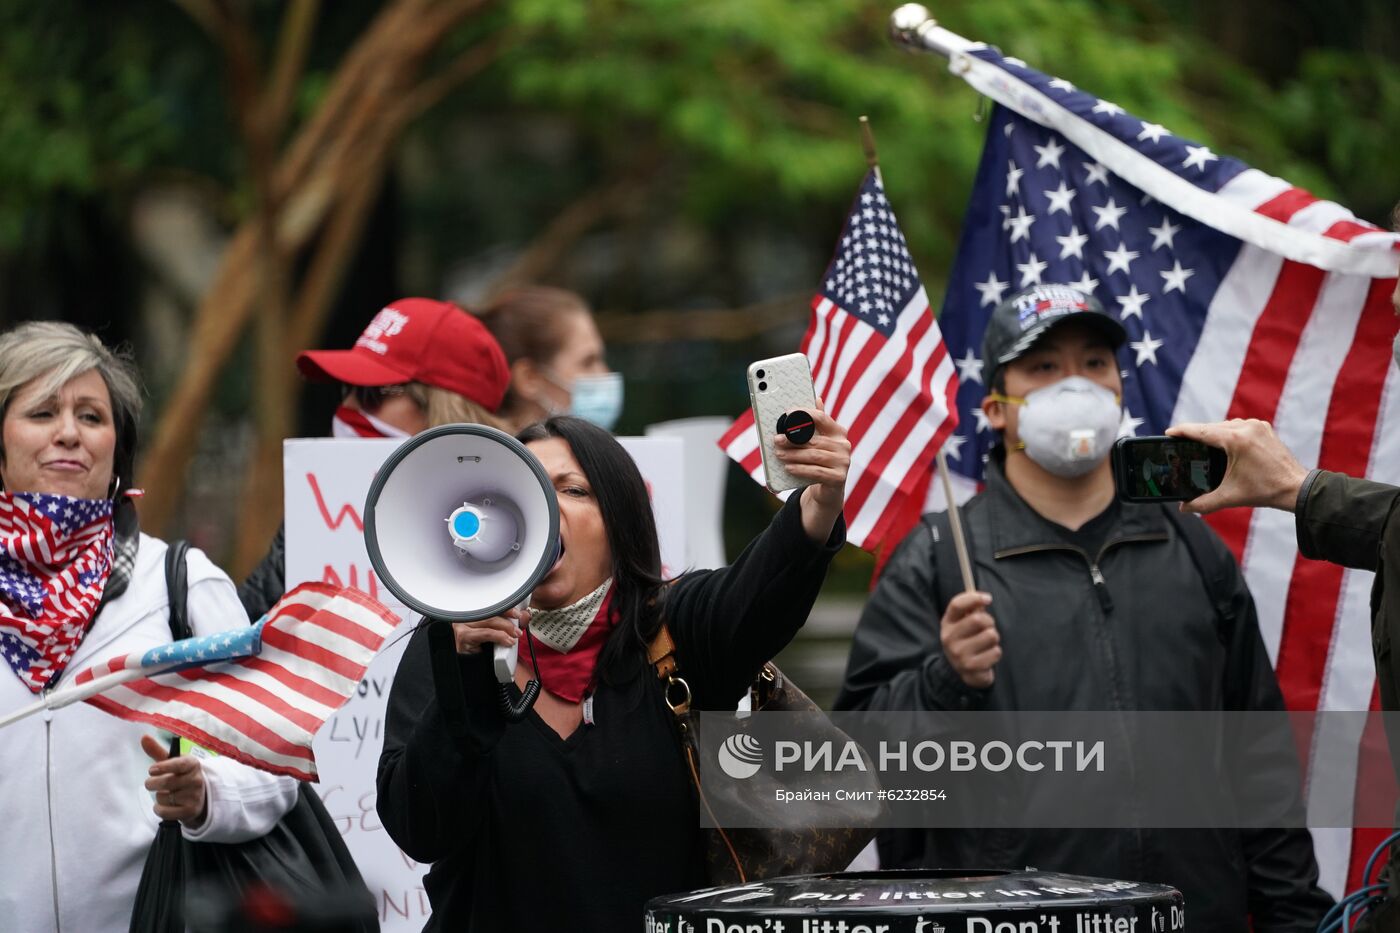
[646,869,1184,933]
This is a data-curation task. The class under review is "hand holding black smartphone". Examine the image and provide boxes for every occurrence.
[1111,436,1227,503]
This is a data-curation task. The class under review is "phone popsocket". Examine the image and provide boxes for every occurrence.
[776,409,816,445]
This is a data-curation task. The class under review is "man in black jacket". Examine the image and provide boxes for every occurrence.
[835,284,1332,930]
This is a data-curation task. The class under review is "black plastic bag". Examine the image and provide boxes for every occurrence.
[128,779,377,932]
[129,545,379,932]
[128,810,187,933]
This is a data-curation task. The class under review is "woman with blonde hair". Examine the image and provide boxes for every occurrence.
[0,321,300,931]
[239,297,511,619]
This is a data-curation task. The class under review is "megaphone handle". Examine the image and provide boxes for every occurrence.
[493,640,518,685]
[495,606,541,722]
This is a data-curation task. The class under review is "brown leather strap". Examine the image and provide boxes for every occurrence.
[648,622,678,681]
[684,738,746,882]
[652,617,745,881]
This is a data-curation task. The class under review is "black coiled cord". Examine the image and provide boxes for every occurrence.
[497,621,543,722]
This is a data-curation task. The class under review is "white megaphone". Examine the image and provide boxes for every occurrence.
[363,424,560,721]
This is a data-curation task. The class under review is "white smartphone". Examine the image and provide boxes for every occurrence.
[747,353,819,494]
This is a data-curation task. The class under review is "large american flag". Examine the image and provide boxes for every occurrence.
[0,492,114,692]
[74,583,402,781]
[719,169,960,550]
[934,44,1400,896]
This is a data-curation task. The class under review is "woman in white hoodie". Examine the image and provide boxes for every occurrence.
[0,322,298,932]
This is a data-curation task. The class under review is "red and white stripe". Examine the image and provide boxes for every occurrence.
[720,286,959,549]
[954,50,1400,277]
[1166,175,1399,894]
[0,498,109,567]
[79,583,402,782]
[331,405,409,440]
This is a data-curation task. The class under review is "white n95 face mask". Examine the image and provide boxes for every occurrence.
[998,376,1122,478]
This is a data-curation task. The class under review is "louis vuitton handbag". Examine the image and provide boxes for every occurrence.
[649,624,882,885]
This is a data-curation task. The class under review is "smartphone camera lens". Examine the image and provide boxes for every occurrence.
[755,369,766,379]
[758,381,768,392]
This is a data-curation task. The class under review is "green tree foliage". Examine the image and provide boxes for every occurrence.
[0,2,178,249]
[3,0,1394,288]
[0,0,1394,571]
[489,0,1398,278]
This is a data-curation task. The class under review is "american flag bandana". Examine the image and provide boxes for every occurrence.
[0,492,115,693]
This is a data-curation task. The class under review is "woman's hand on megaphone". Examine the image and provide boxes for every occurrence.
[452,607,528,655]
[774,398,851,544]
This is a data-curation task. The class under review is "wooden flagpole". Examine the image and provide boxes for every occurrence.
[937,449,977,593]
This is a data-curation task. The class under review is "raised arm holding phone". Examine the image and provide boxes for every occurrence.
[1162,205,1400,915]
[376,400,851,932]
[1164,262,1400,915]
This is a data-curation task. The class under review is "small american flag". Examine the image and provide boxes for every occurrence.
[719,169,960,550]
[0,492,115,692]
[74,583,402,781]
[935,45,1400,896]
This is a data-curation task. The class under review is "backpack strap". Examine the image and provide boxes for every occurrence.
[164,539,192,641]
[1164,508,1237,646]
[928,508,977,618]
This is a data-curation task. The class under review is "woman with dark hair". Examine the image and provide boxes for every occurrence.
[377,411,851,931]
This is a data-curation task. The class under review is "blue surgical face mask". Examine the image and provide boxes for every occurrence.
[567,371,624,430]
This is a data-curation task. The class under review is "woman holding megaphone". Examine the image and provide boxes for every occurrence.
[377,409,850,932]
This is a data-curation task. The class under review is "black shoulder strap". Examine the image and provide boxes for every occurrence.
[160,540,192,760]
[164,539,192,641]
[1164,508,1236,646]
[929,507,977,617]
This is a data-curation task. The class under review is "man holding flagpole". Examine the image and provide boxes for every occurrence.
[885,8,1400,911]
[835,283,1333,928]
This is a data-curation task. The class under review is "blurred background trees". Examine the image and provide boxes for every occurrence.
[1,0,1397,585]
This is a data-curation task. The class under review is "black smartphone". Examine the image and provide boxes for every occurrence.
[1111,436,1227,503]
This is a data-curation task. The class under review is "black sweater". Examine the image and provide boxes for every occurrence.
[376,494,844,931]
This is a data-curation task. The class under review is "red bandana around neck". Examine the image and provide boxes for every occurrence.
[0,492,116,692]
[523,584,617,704]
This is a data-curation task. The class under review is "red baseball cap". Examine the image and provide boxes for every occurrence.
[296,298,509,412]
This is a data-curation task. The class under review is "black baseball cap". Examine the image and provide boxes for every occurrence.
[981,284,1127,388]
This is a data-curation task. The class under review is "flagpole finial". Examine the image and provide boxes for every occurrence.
[890,4,937,50]
[860,115,879,170]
